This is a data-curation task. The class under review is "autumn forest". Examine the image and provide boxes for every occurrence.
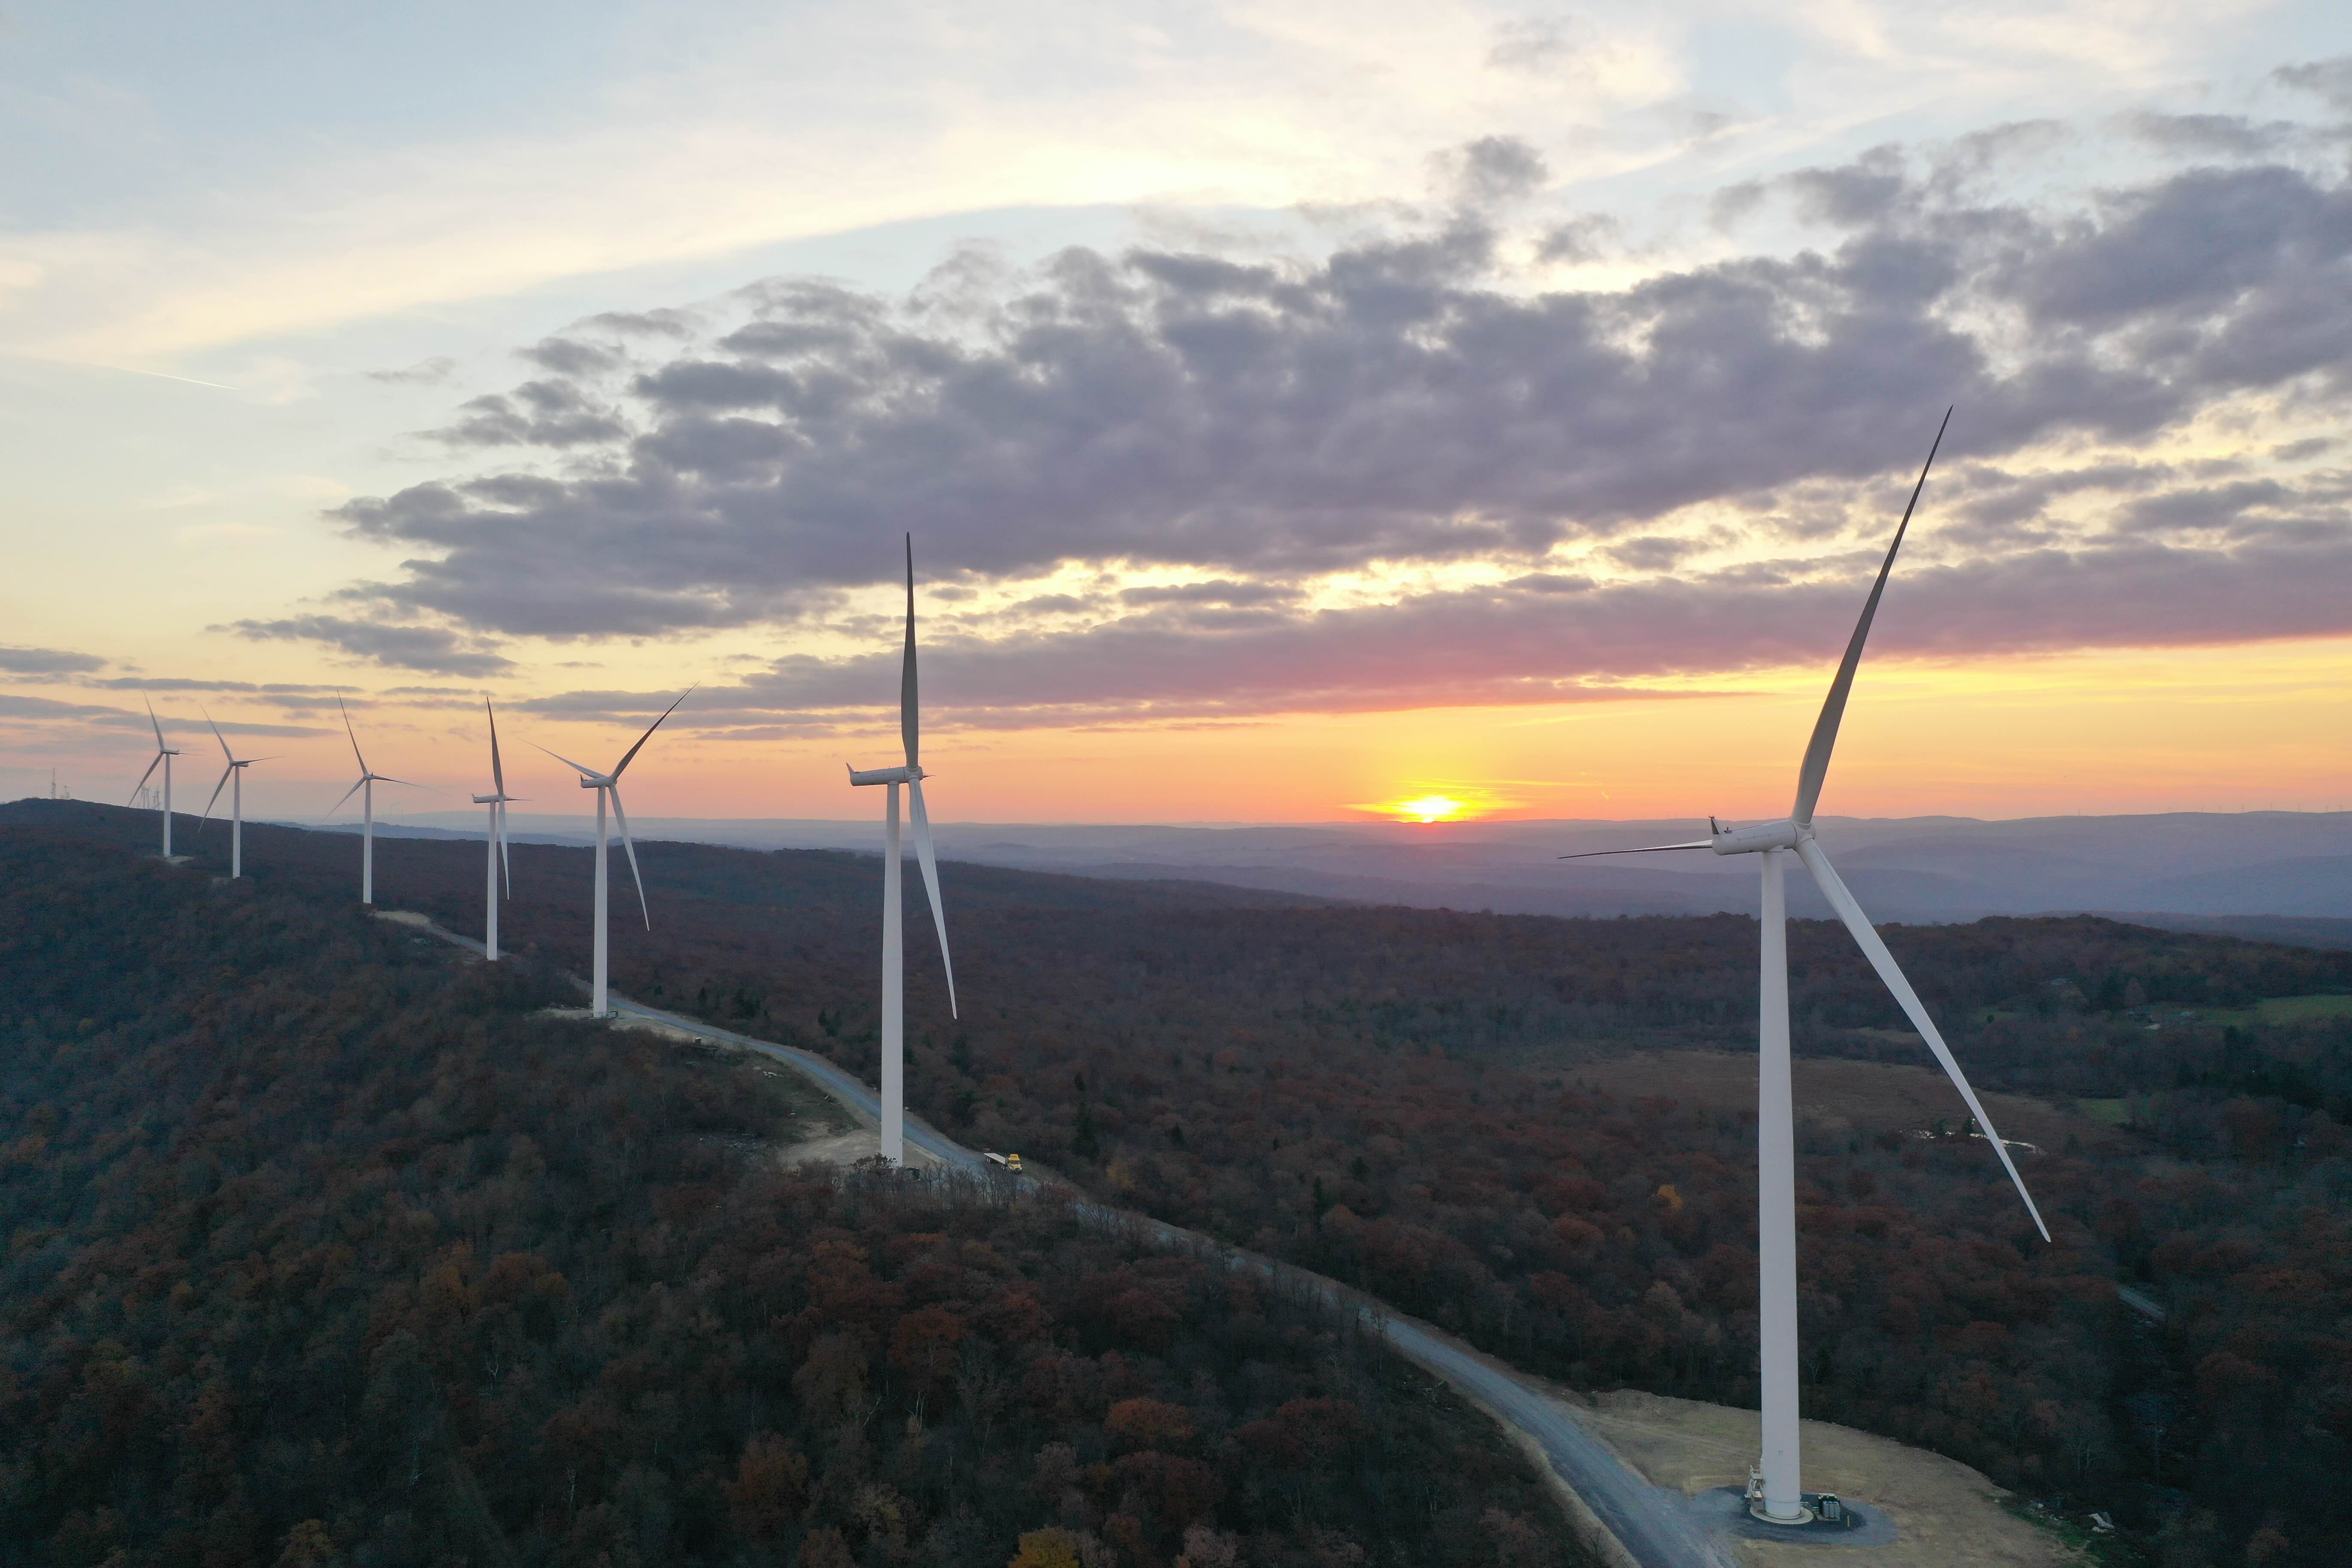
[5,800,2351,1566]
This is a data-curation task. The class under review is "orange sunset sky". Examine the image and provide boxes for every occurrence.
[4,9,2349,827]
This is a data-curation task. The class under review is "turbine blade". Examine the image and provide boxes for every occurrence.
[200,763,234,826]
[902,534,919,769]
[498,801,512,897]
[609,784,651,927]
[205,706,235,764]
[1559,840,1714,859]
[129,753,163,804]
[909,777,957,1016]
[528,740,602,778]
[371,775,420,788]
[612,686,694,778]
[485,696,506,795]
[337,693,370,775]
[145,693,166,749]
[1797,837,2049,1241]
[324,775,366,819]
[1792,408,1951,826]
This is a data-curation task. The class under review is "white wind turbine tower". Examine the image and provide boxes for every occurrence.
[472,698,520,961]
[327,695,419,906]
[847,537,958,1168]
[197,707,275,879]
[1565,410,2048,1528]
[129,696,182,857]
[535,689,692,1016]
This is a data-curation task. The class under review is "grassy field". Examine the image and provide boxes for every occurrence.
[1558,1050,2120,1149]
[2252,992,2352,1023]
[2174,993,2352,1028]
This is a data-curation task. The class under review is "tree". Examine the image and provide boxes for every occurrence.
[1008,1526,1084,1568]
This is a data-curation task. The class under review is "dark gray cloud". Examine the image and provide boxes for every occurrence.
[0,645,104,674]
[583,308,698,338]
[0,693,325,738]
[2276,55,2352,111]
[308,107,2352,724]
[427,379,630,448]
[2123,112,2296,157]
[224,615,513,677]
[518,337,624,376]
[1437,135,1549,206]
[1536,213,1620,263]
[0,693,149,727]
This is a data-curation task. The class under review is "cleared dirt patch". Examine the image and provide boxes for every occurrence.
[1560,1050,2120,1152]
[1581,1388,2079,1566]
[780,1127,945,1171]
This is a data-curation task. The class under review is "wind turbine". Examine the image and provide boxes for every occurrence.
[1563,410,2046,1528]
[326,695,417,906]
[128,696,182,858]
[197,707,274,879]
[472,698,520,960]
[847,536,958,1167]
[534,689,692,1016]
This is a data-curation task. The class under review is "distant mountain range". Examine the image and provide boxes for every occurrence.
[299,808,2352,945]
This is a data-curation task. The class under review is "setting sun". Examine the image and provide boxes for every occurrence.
[1384,794,1472,824]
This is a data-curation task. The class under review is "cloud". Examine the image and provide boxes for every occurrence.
[0,645,104,675]
[2275,55,2352,111]
[224,615,514,677]
[1487,17,1583,74]
[304,116,2352,724]
[2122,112,2295,158]
[426,380,629,448]
[496,515,2352,734]
[518,337,624,376]
[1535,214,1620,263]
[0,694,149,728]
[0,693,325,738]
[366,356,458,386]
[1435,135,1549,207]
[83,677,346,696]
[1118,580,1301,608]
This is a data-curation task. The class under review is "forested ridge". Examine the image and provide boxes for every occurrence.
[0,816,1574,1568]
[13,800,2352,1564]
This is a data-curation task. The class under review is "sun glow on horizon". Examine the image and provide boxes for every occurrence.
[1376,793,1474,824]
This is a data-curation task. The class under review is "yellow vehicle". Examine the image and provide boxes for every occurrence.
[983,1151,1023,1173]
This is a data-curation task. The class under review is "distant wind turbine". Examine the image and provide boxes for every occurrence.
[326,695,418,906]
[535,689,692,1016]
[128,696,182,858]
[197,707,274,879]
[847,537,958,1167]
[472,698,520,960]
[1562,410,2046,1528]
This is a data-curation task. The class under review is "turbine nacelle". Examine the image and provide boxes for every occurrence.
[848,763,923,787]
[1711,818,1807,855]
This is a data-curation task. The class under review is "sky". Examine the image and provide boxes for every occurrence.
[3,0,2350,827]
